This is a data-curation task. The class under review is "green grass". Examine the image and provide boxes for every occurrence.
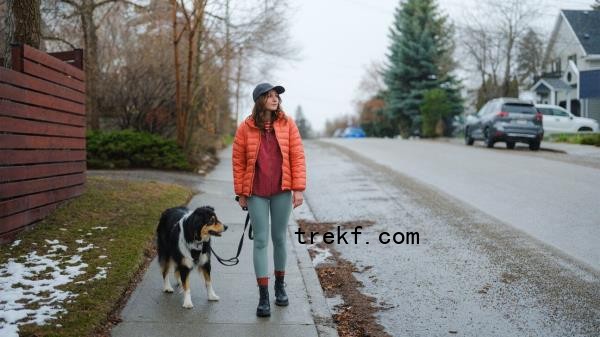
[547,133,600,146]
[1,176,193,337]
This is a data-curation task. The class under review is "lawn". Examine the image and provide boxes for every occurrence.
[547,133,600,146]
[0,176,193,337]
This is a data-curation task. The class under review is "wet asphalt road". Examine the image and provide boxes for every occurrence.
[299,139,600,337]
[323,138,600,271]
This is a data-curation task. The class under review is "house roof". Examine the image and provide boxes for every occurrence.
[531,78,572,92]
[562,10,600,55]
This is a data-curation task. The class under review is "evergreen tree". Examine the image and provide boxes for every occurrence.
[517,28,544,86]
[421,89,451,138]
[383,0,462,137]
[294,105,312,139]
[593,0,600,10]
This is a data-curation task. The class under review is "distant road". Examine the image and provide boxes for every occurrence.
[323,138,600,270]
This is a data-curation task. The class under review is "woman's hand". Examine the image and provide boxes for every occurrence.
[238,195,248,209]
[292,191,304,208]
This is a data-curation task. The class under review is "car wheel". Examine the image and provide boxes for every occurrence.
[484,128,494,148]
[506,141,515,149]
[529,141,540,151]
[465,128,474,146]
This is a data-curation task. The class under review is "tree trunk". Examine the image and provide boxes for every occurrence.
[503,25,514,96]
[12,0,41,49]
[81,0,100,130]
[2,0,15,68]
[172,0,184,147]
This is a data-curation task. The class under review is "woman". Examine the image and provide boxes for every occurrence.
[232,82,306,317]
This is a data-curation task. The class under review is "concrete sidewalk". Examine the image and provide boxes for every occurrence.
[438,136,600,157]
[540,141,600,157]
[111,147,337,337]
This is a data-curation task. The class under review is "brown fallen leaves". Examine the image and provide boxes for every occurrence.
[298,220,391,337]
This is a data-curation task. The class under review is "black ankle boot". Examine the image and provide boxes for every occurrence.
[256,285,271,317]
[274,276,289,306]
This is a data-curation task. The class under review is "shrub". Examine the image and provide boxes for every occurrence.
[420,89,452,138]
[549,133,600,147]
[87,130,192,170]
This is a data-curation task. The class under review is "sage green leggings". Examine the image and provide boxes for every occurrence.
[247,191,292,278]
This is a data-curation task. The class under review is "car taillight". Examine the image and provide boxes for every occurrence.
[535,113,543,122]
[497,111,509,118]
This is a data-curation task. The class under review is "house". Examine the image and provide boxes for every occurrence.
[531,10,600,122]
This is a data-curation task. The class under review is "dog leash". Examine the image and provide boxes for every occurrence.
[210,202,253,266]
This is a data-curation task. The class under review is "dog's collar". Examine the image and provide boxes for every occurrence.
[189,241,203,250]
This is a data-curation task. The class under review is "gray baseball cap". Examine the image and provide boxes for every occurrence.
[252,82,285,102]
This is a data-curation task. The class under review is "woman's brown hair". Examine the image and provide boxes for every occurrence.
[251,93,282,131]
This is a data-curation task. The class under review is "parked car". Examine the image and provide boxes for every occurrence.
[535,104,599,134]
[342,127,366,138]
[465,97,544,150]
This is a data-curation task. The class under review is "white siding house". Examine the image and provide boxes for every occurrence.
[531,10,600,122]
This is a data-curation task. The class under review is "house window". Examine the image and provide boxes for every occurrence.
[553,58,562,73]
[568,54,578,66]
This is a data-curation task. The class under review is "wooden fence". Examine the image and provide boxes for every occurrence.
[0,44,86,240]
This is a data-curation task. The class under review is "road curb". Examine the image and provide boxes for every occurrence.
[289,209,339,337]
[539,146,567,154]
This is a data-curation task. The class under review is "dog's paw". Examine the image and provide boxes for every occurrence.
[163,286,174,293]
[182,301,194,309]
[208,293,220,301]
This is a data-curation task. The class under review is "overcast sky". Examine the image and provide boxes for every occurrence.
[248,0,596,133]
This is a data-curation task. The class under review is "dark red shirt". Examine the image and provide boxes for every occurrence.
[252,128,283,197]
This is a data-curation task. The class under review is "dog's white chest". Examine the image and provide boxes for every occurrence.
[198,252,209,265]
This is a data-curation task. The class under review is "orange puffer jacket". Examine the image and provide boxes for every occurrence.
[232,112,306,197]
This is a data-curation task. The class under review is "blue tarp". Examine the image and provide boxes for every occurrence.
[580,69,600,99]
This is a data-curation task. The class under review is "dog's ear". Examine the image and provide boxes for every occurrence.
[192,207,212,225]
[200,205,215,212]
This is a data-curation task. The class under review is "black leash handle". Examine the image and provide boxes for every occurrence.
[210,197,253,266]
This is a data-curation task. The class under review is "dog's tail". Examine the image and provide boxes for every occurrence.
[156,211,171,264]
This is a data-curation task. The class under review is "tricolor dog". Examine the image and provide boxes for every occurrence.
[156,206,227,308]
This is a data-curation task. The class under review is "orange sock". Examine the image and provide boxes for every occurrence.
[257,277,269,286]
[275,270,285,278]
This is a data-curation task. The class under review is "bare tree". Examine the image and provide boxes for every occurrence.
[460,0,539,101]
[488,0,539,95]
[38,0,297,162]
[1,0,16,67]
[2,0,42,67]
[42,0,144,130]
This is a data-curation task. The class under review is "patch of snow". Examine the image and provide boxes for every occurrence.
[0,250,88,336]
[308,245,333,266]
[10,240,21,248]
[65,255,82,264]
[75,240,85,245]
[76,244,94,253]
[86,232,92,236]
[91,227,107,231]
[98,256,107,259]
[48,245,68,254]
[45,239,59,245]
[89,267,108,281]
[59,228,67,232]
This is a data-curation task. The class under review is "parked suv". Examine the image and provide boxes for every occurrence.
[535,104,599,134]
[465,98,544,150]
